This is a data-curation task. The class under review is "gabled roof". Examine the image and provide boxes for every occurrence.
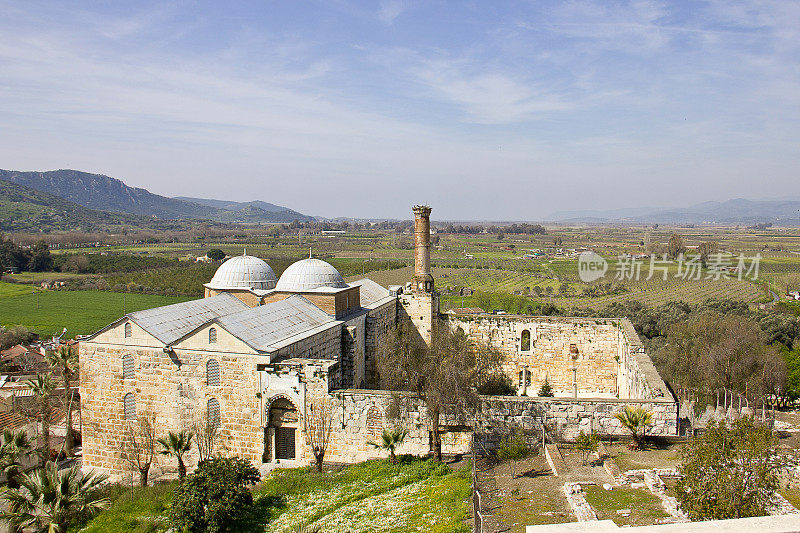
[348,278,393,308]
[115,293,248,345]
[216,295,339,352]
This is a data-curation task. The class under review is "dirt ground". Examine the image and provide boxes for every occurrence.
[474,441,686,532]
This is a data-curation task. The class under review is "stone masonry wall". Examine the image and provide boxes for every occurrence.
[80,341,266,482]
[363,299,397,387]
[323,390,471,463]
[447,315,622,395]
[271,324,342,362]
[476,396,678,448]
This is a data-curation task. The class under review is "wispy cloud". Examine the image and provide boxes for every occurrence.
[377,0,409,25]
[0,0,798,219]
[412,59,573,124]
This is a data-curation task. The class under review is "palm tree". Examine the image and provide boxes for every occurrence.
[46,345,78,456]
[0,462,109,532]
[158,430,194,480]
[368,428,408,464]
[0,429,33,489]
[614,405,653,450]
[25,374,55,465]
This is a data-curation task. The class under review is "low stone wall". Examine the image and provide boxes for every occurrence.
[476,396,679,447]
[324,389,471,463]
[322,390,678,463]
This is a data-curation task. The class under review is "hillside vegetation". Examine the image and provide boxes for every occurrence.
[0,179,163,232]
[0,169,313,223]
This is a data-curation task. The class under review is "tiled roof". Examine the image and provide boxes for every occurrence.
[217,295,339,352]
[348,278,392,308]
[127,293,248,345]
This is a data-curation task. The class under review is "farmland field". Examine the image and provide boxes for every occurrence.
[352,264,769,312]
[0,289,192,336]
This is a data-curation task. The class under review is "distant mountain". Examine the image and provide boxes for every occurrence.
[0,179,163,232]
[546,198,800,225]
[0,169,314,223]
[175,196,313,221]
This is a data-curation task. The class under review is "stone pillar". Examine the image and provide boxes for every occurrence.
[412,205,434,293]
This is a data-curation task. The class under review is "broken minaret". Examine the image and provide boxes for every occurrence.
[400,205,439,346]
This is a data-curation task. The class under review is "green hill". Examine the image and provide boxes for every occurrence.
[0,179,165,232]
[0,169,314,223]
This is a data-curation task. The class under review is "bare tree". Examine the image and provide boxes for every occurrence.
[377,322,482,461]
[303,397,333,472]
[191,408,219,463]
[667,233,686,260]
[120,412,158,486]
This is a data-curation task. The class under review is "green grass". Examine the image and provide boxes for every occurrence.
[257,457,470,532]
[75,458,470,533]
[0,281,34,297]
[71,482,176,533]
[0,290,192,336]
[584,485,669,526]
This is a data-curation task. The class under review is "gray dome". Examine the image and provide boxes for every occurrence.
[275,258,347,292]
[207,254,276,290]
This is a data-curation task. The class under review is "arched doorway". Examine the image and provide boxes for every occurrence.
[263,396,299,463]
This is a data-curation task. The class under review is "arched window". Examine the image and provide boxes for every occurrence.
[124,322,132,338]
[521,329,531,351]
[207,359,220,386]
[122,354,135,380]
[123,393,136,420]
[208,398,220,428]
[209,327,217,344]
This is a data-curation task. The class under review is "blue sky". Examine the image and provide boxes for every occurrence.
[1,1,798,220]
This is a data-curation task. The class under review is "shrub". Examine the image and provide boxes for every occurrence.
[538,377,554,397]
[170,457,260,533]
[477,374,516,396]
[496,429,528,477]
[574,431,599,465]
[677,419,783,520]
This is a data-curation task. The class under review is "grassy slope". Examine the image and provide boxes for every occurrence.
[0,288,192,336]
[76,459,471,533]
[73,483,176,533]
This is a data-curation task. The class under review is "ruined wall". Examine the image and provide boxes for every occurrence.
[447,315,622,396]
[324,390,471,463]
[475,395,678,447]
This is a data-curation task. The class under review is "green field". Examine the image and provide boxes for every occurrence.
[0,287,192,337]
[355,265,768,312]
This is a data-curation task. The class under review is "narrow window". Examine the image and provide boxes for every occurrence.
[124,322,132,338]
[122,354,135,380]
[207,359,220,386]
[521,329,531,351]
[123,393,136,420]
[209,327,217,344]
[208,398,220,428]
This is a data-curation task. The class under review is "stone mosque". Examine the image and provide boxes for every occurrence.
[79,206,677,481]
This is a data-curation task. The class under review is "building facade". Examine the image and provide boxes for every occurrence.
[79,206,677,481]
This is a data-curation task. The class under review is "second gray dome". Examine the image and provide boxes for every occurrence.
[275,258,347,292]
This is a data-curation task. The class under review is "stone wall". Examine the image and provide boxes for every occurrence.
[323,389,471,463]
[475,396,679,447]
[447,315,624,396]
[271,323,342,361]
[398,292,438,346]
[363,299,397,387]
[80,342,265,482]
